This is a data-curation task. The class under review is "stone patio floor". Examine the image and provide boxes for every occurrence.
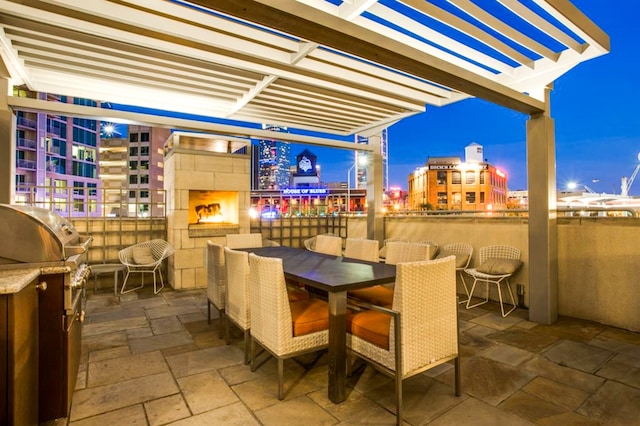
[49,286,640,425]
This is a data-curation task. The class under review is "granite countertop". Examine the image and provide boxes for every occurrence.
[0,268,42,294]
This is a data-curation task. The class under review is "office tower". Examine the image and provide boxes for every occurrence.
[258,125,290,190]
[354,128,389,191]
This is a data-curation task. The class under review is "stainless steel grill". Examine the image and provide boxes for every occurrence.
[0,204,93,422]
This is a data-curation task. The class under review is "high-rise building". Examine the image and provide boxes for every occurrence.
[14,87,101,215]
[257,125,290,190]
[354,128,389,191]
[99,125,170,217]
[407,143,508,211]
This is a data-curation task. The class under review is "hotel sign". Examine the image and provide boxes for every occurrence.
[281,188,328,195]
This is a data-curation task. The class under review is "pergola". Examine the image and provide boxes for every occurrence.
[0,0,609,323]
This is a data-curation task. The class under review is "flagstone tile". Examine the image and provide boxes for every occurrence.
[542,340,614,373]
[87,350,168,387]
[68,404,147,426]
[522,377,589,411]
[69,372,178,421]
[129,330,194,354]
[177,370,239,414]
[578,380,640,425]
[255,395,337,426]
[144,394,191,426]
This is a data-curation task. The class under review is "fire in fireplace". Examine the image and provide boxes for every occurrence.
[189,190,238,225]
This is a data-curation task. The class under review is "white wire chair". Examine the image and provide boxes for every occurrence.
[464,245,522,317]
[248,253,329,400]
[347,256,460,425]
[207,241,227,338]
[224,247,251,364]
[438,243,473,304]
[118,239,174,294]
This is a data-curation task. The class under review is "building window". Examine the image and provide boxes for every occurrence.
[452,171,461,184]
[437,171,447,185]
[141,132,150,142]
[437,192,447,204]
[130,133,139,143]
[140,160,149,170]
[465,170,475,184]
[480,171,485,184]
[140,175,149,184]
[129,190,136,198]
[140,190,149,198]
[129,161,137,170]
[140,146,149,156]
[466,192,476,204]
[129,147,138,156]
[452,192,461,205]
[129,175,138,185]
[480,192,485,203]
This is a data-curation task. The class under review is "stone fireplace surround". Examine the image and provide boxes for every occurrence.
[164,132,251,290]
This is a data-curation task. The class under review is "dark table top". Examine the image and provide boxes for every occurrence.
[243,246,396,292]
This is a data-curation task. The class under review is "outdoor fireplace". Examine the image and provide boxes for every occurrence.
[188,190,239,237]
[164,131,251,289]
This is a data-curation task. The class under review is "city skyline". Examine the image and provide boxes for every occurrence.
[299,0,638,195]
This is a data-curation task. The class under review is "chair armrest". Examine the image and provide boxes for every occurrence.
[347,297,399,318]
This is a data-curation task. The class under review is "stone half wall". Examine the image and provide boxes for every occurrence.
[164,149,251,290]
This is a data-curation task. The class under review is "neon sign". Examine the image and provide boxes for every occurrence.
[281,188,328,195]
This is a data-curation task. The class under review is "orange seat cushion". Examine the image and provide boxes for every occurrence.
[287,286,309,302]
[290,298,329,337]
[348,285,394,307]
[347,309,391,349]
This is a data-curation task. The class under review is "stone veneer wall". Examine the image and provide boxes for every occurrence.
[164,149,251,290]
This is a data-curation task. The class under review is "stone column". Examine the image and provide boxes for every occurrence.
[527,86,558,324]
[0,79,16,204]
[365,134,384,243]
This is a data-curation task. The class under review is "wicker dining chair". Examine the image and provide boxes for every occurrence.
[343,237,379,263]
[378,237,408,260]
[464,245,522,317]
[248,253,329,400]
[416,239,440,259]
[206,241,227,338]
[119,239,174,294]
[225,233,263,249]
[303,232,335,251]
[437,243,473,304]
[347,256,460,426]
[224,247,251,364]
[349,241,433,307]
[312,234,343,256]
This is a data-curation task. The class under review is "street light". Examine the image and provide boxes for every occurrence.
[347,155,367,213]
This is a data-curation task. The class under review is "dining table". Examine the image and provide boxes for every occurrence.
[242,245,397,403]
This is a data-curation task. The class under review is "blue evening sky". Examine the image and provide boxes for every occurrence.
[297,0,639,194]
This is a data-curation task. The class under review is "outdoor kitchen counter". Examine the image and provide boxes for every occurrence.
[0,267,41,294]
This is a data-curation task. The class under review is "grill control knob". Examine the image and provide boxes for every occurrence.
[36,282,48,291]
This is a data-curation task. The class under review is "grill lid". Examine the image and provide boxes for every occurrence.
[0,204,89,264]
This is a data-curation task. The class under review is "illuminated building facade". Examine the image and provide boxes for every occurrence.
[407,143,508,211]
[258,125,291,190]
[14,88,101,214]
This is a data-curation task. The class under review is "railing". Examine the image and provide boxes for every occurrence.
[383,207,640,218]
[13,186,166,219]
[17,116,36,128]
[17,137,37,149]
[16,159,36,169]
[14,187,167,264]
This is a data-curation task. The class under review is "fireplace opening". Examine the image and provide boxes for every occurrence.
[189,190,238,225]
